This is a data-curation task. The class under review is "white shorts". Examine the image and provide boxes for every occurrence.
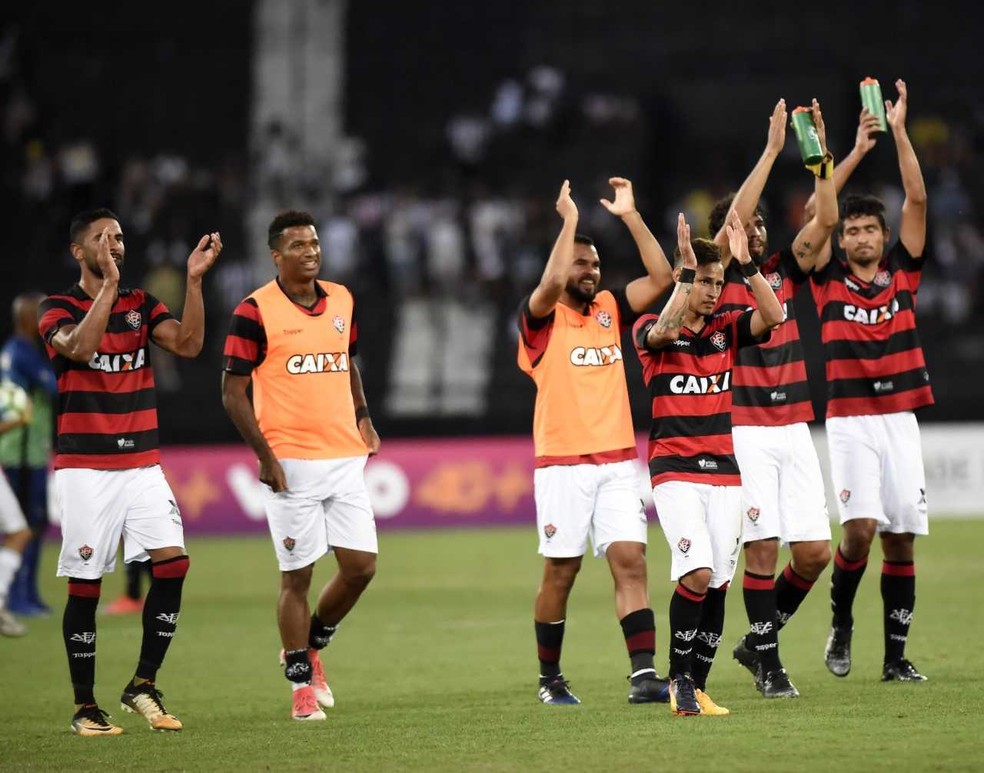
[733,423,830,544]
[653,481,742,588]
[826,412,929,535]
[265,456,377,571]
[534,460,647,559]
[0,468,28,534]
[55,466,185,580]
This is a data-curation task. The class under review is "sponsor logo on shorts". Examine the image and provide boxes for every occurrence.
[595,310,612,328]
[710,331,727,352]
[543,523,557,539]
[839,489,851,504]
[677,538,691,554]
[766,272,782,290]
[333,315,346,334]
[746,507,760,523]
[125,309,142,330]
[283,536,296,553]
[873,270,891,287]
[78,544,93,561]
[919,488,926,505]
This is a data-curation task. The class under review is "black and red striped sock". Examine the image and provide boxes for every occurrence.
[64,579,101,705]
[136,556,190,681]
[831,546,868,629]
[775,562,816,631]
[668,583,705,678]
[535,619,565,681]
[692,584,728,691]
[742,571,780,672]
[620,608,656,684]
[881,561,916,663]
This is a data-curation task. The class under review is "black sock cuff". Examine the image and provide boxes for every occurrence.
[619,608,655,637]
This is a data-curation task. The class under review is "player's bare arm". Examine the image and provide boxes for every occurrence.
[528,180,578,318]
[888,79,928,257]
[729,210,784,337]
[220,371,288,492]
[714,99,787,266]
[600,177,674,312]
[349,359,380,456]
[152,232,223,357]
[790,99,839,274]
[49,228,120,362]
[645,213,696,349]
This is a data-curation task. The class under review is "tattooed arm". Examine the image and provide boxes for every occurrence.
[644,213,697,350]
[791,99,838,274]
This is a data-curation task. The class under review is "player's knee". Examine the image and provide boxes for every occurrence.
[342,556,376,589]
[680,568,711,595]
[880,532,915,562]
[841,519,877,556]
[281,565,314,595]
[793,542,831,579]
[544,557,581,590]
[743,538,779,573]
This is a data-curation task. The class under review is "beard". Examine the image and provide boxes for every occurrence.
[566,280,597,304]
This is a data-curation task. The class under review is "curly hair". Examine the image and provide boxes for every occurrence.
[838,194,887,234]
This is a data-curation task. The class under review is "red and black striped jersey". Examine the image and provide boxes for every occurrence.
[223,279,359,375]
[38,286,173,469]
[810,241,934,418]
[717,250,813,426]
[634,309,767,487]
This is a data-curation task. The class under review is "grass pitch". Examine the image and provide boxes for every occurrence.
[1,521,981,771]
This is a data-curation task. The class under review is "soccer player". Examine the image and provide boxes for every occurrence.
[706,99,838,698]
[0,394,33,637]
[39,208,222,735]
[634,210,784,715]
[221,210,380,721]
[518,178,674,706]
[1,292,58,617]
[809,80,931,682]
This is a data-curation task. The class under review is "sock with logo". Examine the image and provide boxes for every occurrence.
[668,583,705,678]
[284,647,312,685]
[620,608,657,684]
[881,561,916,663]
[308,614,338,650]
[830,546,868,629]
[535,619,565,683]
[742,571,781,673]
[64,579,101,705]
[0,546,21,606]
[135,556,189,681]
[692,584,728,691]
[775,562,816,631]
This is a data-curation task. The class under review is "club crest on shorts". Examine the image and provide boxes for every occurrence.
[766,272,782,290]
[124,309,142,330]
[839,489,851,504]
[746,507,760,523]
[333,315,346,334]
[677,537,691,554]
[283,536,296,553]
[543,523,557,539]
[595,310,612,329]
[873,270,891,288]
[710,331,727,352]
[78,544,93,561]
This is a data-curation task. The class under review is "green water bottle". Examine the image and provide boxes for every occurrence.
[791,107,824,166]
[859,77,888,133]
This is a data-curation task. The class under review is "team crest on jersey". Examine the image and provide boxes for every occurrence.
[710,331,727,352]
[677,538,691,554]
[746,507,760,523]
[78,544,93,561]
[839,489,851,504]
[124,309,142,330]
[766,272,782,290]
[873,270,891,287]
[333,315,346,334]
[595,310,612,329]
[283,536,296,553]
[543,523,557,539]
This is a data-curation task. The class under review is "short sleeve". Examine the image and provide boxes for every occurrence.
[223,298,266,375]
[143,292,175,332]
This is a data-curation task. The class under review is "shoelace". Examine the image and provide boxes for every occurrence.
[674,677,698,705]
[132,685,169,716]
[79,705,114,726]
[544,677,573,696]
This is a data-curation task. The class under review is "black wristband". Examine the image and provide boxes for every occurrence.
[679,268,696,284]
[739,262,760,278]
[355,407,371,422]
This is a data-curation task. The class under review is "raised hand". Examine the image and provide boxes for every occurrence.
[555,179,578,221]
[187,231,223,279]
[599,177,637,217]
[726,209,751,265]
[811,98,828,154]
[766,98,788,156]
[886,78,908,131]
[677,213,697,269]
[96,228,120,284]
[855,108,882,153]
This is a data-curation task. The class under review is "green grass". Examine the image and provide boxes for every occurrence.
[2,521,982,771]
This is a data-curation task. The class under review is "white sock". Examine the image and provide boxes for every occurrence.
[0,547,22,606]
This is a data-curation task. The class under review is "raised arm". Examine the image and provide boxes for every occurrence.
[887,79,927,256]
[714,99,787,267]
[643,213,696,350]
[528,180,578,318]
[790,99,839,273]
[728,209,784,337]
[151,232,223,357]
[599,177,673,312]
